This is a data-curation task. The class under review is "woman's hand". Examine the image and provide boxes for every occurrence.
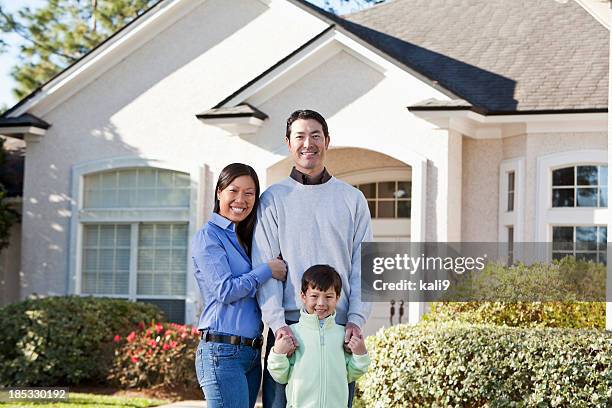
[268,259,287,281]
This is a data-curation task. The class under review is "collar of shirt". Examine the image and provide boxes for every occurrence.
[209,212,235,231]
[289,167,332,185]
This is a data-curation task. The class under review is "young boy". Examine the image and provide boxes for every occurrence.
[267,265,371,408]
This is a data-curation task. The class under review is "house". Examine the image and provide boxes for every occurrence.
[0,0,608,334]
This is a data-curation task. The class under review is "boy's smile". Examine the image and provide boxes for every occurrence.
[300,286,339,320]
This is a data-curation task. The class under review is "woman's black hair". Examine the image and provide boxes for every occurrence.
[213,163,260,254]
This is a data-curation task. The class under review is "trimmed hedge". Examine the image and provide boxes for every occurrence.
[0,296,163,386]
[426,258,606,329]
[425,301,606,329]
[359,323,612,407]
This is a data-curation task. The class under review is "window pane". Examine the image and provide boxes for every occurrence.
[378,182,395,199]
[507,191,514,212]
[83,168,190,209]
[577,166,598,186]
[552,167,574,186]
[137,223,187,296]
[599,187,608,208]
[576,252,597,262]
[598,227,607,250]
[507,172,515,191]
[82,224,130,295]
[367,200,375,218]
[378,201,394,218]
[552,226,573,251]
[576,188,597,207]
[397,182,411,198]
[137,299,185,324]
[397,201,411,218]
[552,252,572,261]
[552,188,574,207]
[599,166,607,187]
[359,183,375,199]
[576,227,597,250]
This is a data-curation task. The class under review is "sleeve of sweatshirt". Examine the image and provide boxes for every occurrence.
[346,352,371,383]
[347,192,374,328]
[253,190,286,333]
[267,349,293,384]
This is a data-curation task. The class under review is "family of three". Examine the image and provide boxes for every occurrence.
[192,109,373,408]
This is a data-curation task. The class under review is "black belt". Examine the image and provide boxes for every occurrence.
[200,330,263,349]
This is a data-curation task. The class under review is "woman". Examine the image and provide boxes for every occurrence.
[193,163,287,408]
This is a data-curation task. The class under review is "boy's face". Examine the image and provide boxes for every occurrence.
[300,285,339,320]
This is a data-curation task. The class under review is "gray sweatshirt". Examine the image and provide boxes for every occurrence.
[253,176,373,332]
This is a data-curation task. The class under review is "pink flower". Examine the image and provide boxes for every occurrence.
[126,332,136,343]
[113,335,121,343]
[170,341,177,348]
[138,321,145,330]
[155,323,164,334]
[131,356,139,363]
[148,339,157,348]
[162,343,170,351]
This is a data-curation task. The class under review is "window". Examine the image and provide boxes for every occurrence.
[552,225,607,264]
[507,226,514,265]
[507,171,515,212]
[354,181,411,218]
[80,168,190,322]
[552,165,607,208]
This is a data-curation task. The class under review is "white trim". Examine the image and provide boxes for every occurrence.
[198,116,266,136]
[498,158,525,243]
[337,167,412,184]
[535,150,608,243]
[68,156,203,324]
[423,111,607,139]
[225,29,452,109]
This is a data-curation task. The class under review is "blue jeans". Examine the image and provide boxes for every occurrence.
[195,334,262,408]
[262,326,356,408]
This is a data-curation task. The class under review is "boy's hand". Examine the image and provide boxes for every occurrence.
[273,335,295,355]
[344,322,361,353]
[347,334,367,355]
[275,326,297,356]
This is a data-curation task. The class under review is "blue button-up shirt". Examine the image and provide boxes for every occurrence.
[192,212,272,338]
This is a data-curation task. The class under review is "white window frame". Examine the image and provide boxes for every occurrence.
[498,158,525,243]
[338,167,412,240]
[68,157,206,324]
[536,150,608,245]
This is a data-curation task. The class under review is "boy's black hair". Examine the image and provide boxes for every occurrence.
[301,264,342,296]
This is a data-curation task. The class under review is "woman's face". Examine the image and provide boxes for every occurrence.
[217,175,257,223]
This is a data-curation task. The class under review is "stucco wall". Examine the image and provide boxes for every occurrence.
[461,131,607,242]
[0,217,21,306]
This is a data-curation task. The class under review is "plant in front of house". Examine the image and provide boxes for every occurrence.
[0,296,164,386]
[358,322,612,407]
[108,321,200,389]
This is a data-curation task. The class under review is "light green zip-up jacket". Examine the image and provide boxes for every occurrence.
[267,310,371,408]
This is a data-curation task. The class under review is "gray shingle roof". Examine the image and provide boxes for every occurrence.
[339,0,608,112]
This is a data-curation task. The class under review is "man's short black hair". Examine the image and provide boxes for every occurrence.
[285,109,329,139]
[301,264,342,296]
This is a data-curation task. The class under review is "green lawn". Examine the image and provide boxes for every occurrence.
[0,392,168,407]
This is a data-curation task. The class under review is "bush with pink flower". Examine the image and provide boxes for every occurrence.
[108,321,200,389]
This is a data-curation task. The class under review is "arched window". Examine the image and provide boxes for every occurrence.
[551,165,607,208]
[78,167,191,322]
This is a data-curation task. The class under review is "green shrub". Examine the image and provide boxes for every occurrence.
[425,301,606,329]
[108,321,200,389]
[0,296,163,386]
[359,322,612,408]
[426,258,606,329]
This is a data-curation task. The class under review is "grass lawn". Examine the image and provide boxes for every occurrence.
[0,392,168,407]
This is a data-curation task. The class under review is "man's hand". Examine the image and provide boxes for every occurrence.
[347,334,367,355]
[275,325,297,356]
[273,336,294,354]
[344,322,362,353]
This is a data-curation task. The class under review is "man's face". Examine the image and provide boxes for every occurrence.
[300,285,339,320]
[286,118,330,176]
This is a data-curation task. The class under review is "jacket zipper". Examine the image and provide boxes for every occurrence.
[319,322,326,408]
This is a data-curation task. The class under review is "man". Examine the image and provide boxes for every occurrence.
[252,109,373,408]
